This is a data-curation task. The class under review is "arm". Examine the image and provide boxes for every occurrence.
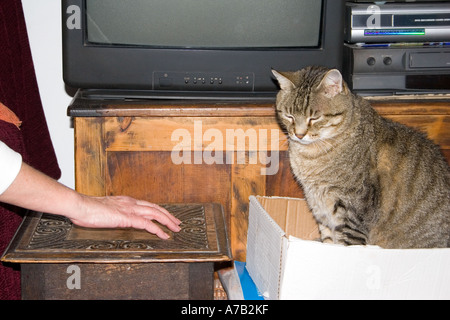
[0,161,181,240]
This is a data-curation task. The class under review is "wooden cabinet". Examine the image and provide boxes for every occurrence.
[69,94,450,261]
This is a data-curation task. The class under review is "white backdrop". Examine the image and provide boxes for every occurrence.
[22,0,75,188]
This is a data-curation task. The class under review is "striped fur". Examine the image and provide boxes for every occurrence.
[273,66,450,248]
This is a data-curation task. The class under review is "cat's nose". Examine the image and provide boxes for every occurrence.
[295,133,305,140]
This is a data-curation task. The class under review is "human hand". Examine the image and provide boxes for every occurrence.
[70,195,182,240]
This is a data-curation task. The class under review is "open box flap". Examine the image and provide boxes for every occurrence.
[256,196,319,240]
[246,196,286,299]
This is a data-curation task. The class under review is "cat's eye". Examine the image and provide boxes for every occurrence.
[308,116,320,125]
[283,115,295,123]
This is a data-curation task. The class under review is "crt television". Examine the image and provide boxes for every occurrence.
[62,0,345,99]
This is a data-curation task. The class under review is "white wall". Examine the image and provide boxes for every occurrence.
[22,0,75,189]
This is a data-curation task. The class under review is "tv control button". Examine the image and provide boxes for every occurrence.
[383,57,392,65]
[367,57,376,66]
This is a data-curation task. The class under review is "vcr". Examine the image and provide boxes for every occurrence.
[343,43,450,95]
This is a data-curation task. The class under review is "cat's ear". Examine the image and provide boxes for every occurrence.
[318,69,345,98]
[272,69,296,91]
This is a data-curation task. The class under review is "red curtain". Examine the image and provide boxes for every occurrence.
[0,0,61,300]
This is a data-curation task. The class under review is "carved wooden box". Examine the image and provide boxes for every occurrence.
[1,203,231,300]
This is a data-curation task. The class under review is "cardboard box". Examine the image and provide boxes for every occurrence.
[246,196,450,300]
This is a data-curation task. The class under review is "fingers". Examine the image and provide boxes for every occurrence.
[114,197,182,239]
[135,200,182,226]
[132,203,182,233]
[91,196,184,240]
[134,217,172,240]
[130,208,181,240]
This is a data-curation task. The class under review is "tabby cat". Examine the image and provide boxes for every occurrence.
[273,66,450,248]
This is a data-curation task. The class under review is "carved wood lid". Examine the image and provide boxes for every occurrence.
[1,203,231,264]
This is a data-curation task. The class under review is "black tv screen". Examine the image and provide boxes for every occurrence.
[63,0,345,99]
[86,0,322,48]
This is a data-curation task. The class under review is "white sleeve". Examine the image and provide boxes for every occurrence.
[0,141,22,195]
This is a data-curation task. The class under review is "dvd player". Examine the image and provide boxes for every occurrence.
[345,2,450,43]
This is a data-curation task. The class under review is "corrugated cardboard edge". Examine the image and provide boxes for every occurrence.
[246,196,286,300]
[246,195,318,299]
